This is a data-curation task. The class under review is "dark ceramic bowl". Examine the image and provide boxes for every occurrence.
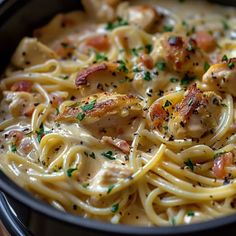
[0,1,236,235]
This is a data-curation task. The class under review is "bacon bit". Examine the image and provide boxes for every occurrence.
[101,136,130,154]
[140,54,154,69]
[86,35,110,51]
[10,81,32,92]
[50,95,63,108]
[176,84,207,120]
[150,103,167,128]
[213,152,234,179]
[196,31,216,52]
[8,131,24,145]
[75,63,108,87]
[23,104,35,117]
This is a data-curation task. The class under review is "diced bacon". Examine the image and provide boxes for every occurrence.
[196,31,216,52]
[8,131,24,145]
[85,35,110,51]
[10,81,32,92]
[140,54,154,69]
[101,136,130,154]
[213,152,234,179]
[176,84,207,120]
[149,102,167,128]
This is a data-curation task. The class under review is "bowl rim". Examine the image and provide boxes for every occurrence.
[1,170,236,235]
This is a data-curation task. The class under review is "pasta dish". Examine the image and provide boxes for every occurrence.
[1,0,236,226]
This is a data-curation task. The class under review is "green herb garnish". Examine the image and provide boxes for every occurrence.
[111,203,119,213]
[222,20,230,30]
[180,75,196,86]
[10,144,17,153]
[95,52,108,62]
[163,25,173,32]
[107,184,115,194]
[130,47,143,57]
[143,71,152,81]
[116,60,129,73]
[222,54,228,62]
[204,62,210,72]
[82,183,89,188]
[184,159,194,171]
[228,61,235,69]
[101,151,116,160]
[106,17,128,31]
[156,61,166,71]
[67,168,77,177]
[81,100,96,112]
[145,44,153,54]
[187,210,195,217]
[56,107,60,115]
[164,100,172,107]
[77,112,85,121]
[36,123,44,142]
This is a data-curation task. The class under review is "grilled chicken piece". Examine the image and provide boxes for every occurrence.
[152,33,208,76]
[75,62,133,96]
[82,0,119,22]
[3,91,39,117]
[168,84,223,139]
[117,3,160,32]
[11,37,57,68]
[91,161,132,187]
[56,92,142,138]
[203,58,236,96]
[101,136,130,154]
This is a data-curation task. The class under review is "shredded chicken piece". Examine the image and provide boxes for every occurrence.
[203,58,236,96]
[11,37,57,68]
[92,162,132,186]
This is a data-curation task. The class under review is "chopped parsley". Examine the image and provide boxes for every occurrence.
[116,60,129,73]
[184,159,194,171]
[163,100,172,107]
[204,62,210,72]
[133,67,141,73]
[107,184,115,194]
[187,210,195,217]
[95,52,108,62]
[81,183,89,188]
[10,144,17,153]
[222,20,230,30]
[130,47,143,57]
[36,123,44,142]
[67,168,77,177]
[76,112,85,121]
[156,61,166,71]
[170,217,176,226]
[163,25,173,32]
[228,61,235,69]
[101,151,116,160]
[81,100,96,112]
[105,17,128,31]
[169,77,178,83]
[145,44,153,54]
[143,71,152,81]
[59,75,69,80]
[222,54,228,62]
[187,41,195,52]
[180,74,196,86]
[111,203,119,213]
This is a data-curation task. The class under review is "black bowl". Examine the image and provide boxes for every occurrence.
[0,1,236,235]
